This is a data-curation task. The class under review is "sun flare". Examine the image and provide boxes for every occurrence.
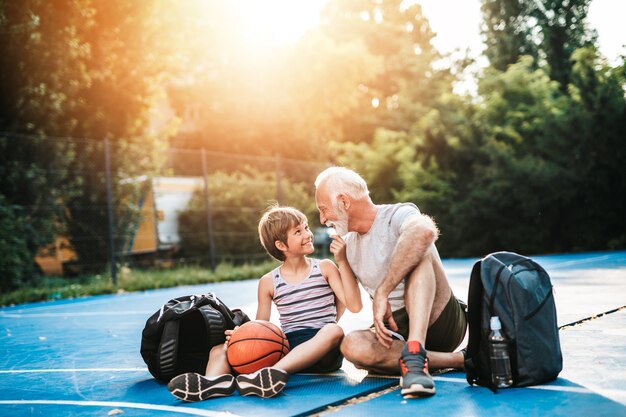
[230,0,327,46]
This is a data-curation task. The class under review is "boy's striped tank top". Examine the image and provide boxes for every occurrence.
[272,258,337,334]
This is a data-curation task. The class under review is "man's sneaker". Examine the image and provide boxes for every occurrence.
[168,373,235,402]
[236,367,288,398]
[399,341,436,398]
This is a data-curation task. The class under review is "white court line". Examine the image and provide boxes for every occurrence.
[0,400,239,417]
[0,368,148,374]
[0,311,152,318]
[546,255,612,269]
[435,376,626,399]
[1,296,136,313]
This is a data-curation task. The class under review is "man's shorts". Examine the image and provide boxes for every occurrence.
[379,294,467,352]
[285,327,343,373]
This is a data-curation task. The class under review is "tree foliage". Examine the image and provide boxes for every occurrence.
[0,0,172,286]
[178,169,317,263]
[481,0,596,89]
[333,1,625,257]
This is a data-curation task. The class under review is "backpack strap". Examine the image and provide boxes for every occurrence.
[156,319,179,382]
[465,259,483,385]
[202,293,250,329]
[487,264,506,318]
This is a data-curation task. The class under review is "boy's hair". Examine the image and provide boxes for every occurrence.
[258,205,308,262]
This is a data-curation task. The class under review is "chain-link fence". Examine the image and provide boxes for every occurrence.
[0,133,331,286]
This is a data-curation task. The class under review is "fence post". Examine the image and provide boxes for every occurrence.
[275,153,283,204]
[104,137,117,285]
[201,148,217,270]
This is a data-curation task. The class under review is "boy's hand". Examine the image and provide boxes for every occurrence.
[330,234,347,263]
[225,326,238,345]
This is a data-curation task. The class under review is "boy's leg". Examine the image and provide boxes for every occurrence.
[168,343,235,402]
[274,323,344,374]
[235,367,289,398]
[205,342,232,376]
[235,324,344,398]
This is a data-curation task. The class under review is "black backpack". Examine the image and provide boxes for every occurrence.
[140,292,250,383]
[464,252,562,390]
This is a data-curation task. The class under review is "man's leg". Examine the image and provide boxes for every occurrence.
[396,251,440,397]
[340,330,404,374]
[404,251,438,344]
[340,329,464,374]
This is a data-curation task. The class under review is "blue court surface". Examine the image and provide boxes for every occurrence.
[1,251,625,416]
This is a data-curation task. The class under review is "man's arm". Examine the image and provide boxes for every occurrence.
[378,213,438,296]
[372,213,439,347]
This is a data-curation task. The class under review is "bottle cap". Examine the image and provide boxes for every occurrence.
[490,316,501,330]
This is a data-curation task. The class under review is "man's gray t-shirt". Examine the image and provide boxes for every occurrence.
[344,203,423,312]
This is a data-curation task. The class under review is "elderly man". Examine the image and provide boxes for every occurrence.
[314,167,466,398]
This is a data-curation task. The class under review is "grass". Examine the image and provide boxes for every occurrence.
[0,261,277,307]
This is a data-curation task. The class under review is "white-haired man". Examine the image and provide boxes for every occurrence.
[314,167,466,398]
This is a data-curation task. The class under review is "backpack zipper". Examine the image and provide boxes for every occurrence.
[523,289,554,320]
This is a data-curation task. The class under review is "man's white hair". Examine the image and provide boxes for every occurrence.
[314,167,370,200]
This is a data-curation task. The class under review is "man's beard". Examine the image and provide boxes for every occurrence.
[329,205,349,236]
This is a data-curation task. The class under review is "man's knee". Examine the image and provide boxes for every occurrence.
[340,331,373,367]
[405,249,443,291]
[413,250,437,276]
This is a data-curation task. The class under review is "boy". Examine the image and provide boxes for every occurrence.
[168,205,362,401]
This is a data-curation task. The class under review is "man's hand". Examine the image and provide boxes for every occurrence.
[329,234,347,264]
[372,290,398,349]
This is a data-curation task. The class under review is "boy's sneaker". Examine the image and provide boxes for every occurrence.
[168,373,235,402]
[399,341,436,398]
[236,367,288,398]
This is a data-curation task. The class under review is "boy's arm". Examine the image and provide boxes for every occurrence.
[255,273,273,321]
[335,296,346,321]
[329,234,362,312]
[321,256,362,313]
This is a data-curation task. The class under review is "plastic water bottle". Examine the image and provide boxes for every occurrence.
[489,316,513,388]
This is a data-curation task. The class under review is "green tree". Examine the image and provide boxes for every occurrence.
[320,0,450,143]
[561,47,626,249]
[0,195,39,290]
[532,0,596,89]
[178,169,318,263]
[433,51,624,256]
[454,57,575,254]
[481,0,538,71]
[0,1,80,287]
[481,0,596,89]
[0,0,174,279]
[165,2,382,163]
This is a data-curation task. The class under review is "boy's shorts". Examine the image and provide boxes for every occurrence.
[376,294,467,352]
[286,327,343,373]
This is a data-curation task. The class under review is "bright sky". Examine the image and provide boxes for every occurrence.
[231,0,326,45]
[419,0,625,65]
[250,0,624,65]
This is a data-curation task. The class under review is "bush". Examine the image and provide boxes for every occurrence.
[178,169,317,263]
[0,196,37,291]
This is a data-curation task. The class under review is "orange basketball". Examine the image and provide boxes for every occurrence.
[227,320,290,374]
